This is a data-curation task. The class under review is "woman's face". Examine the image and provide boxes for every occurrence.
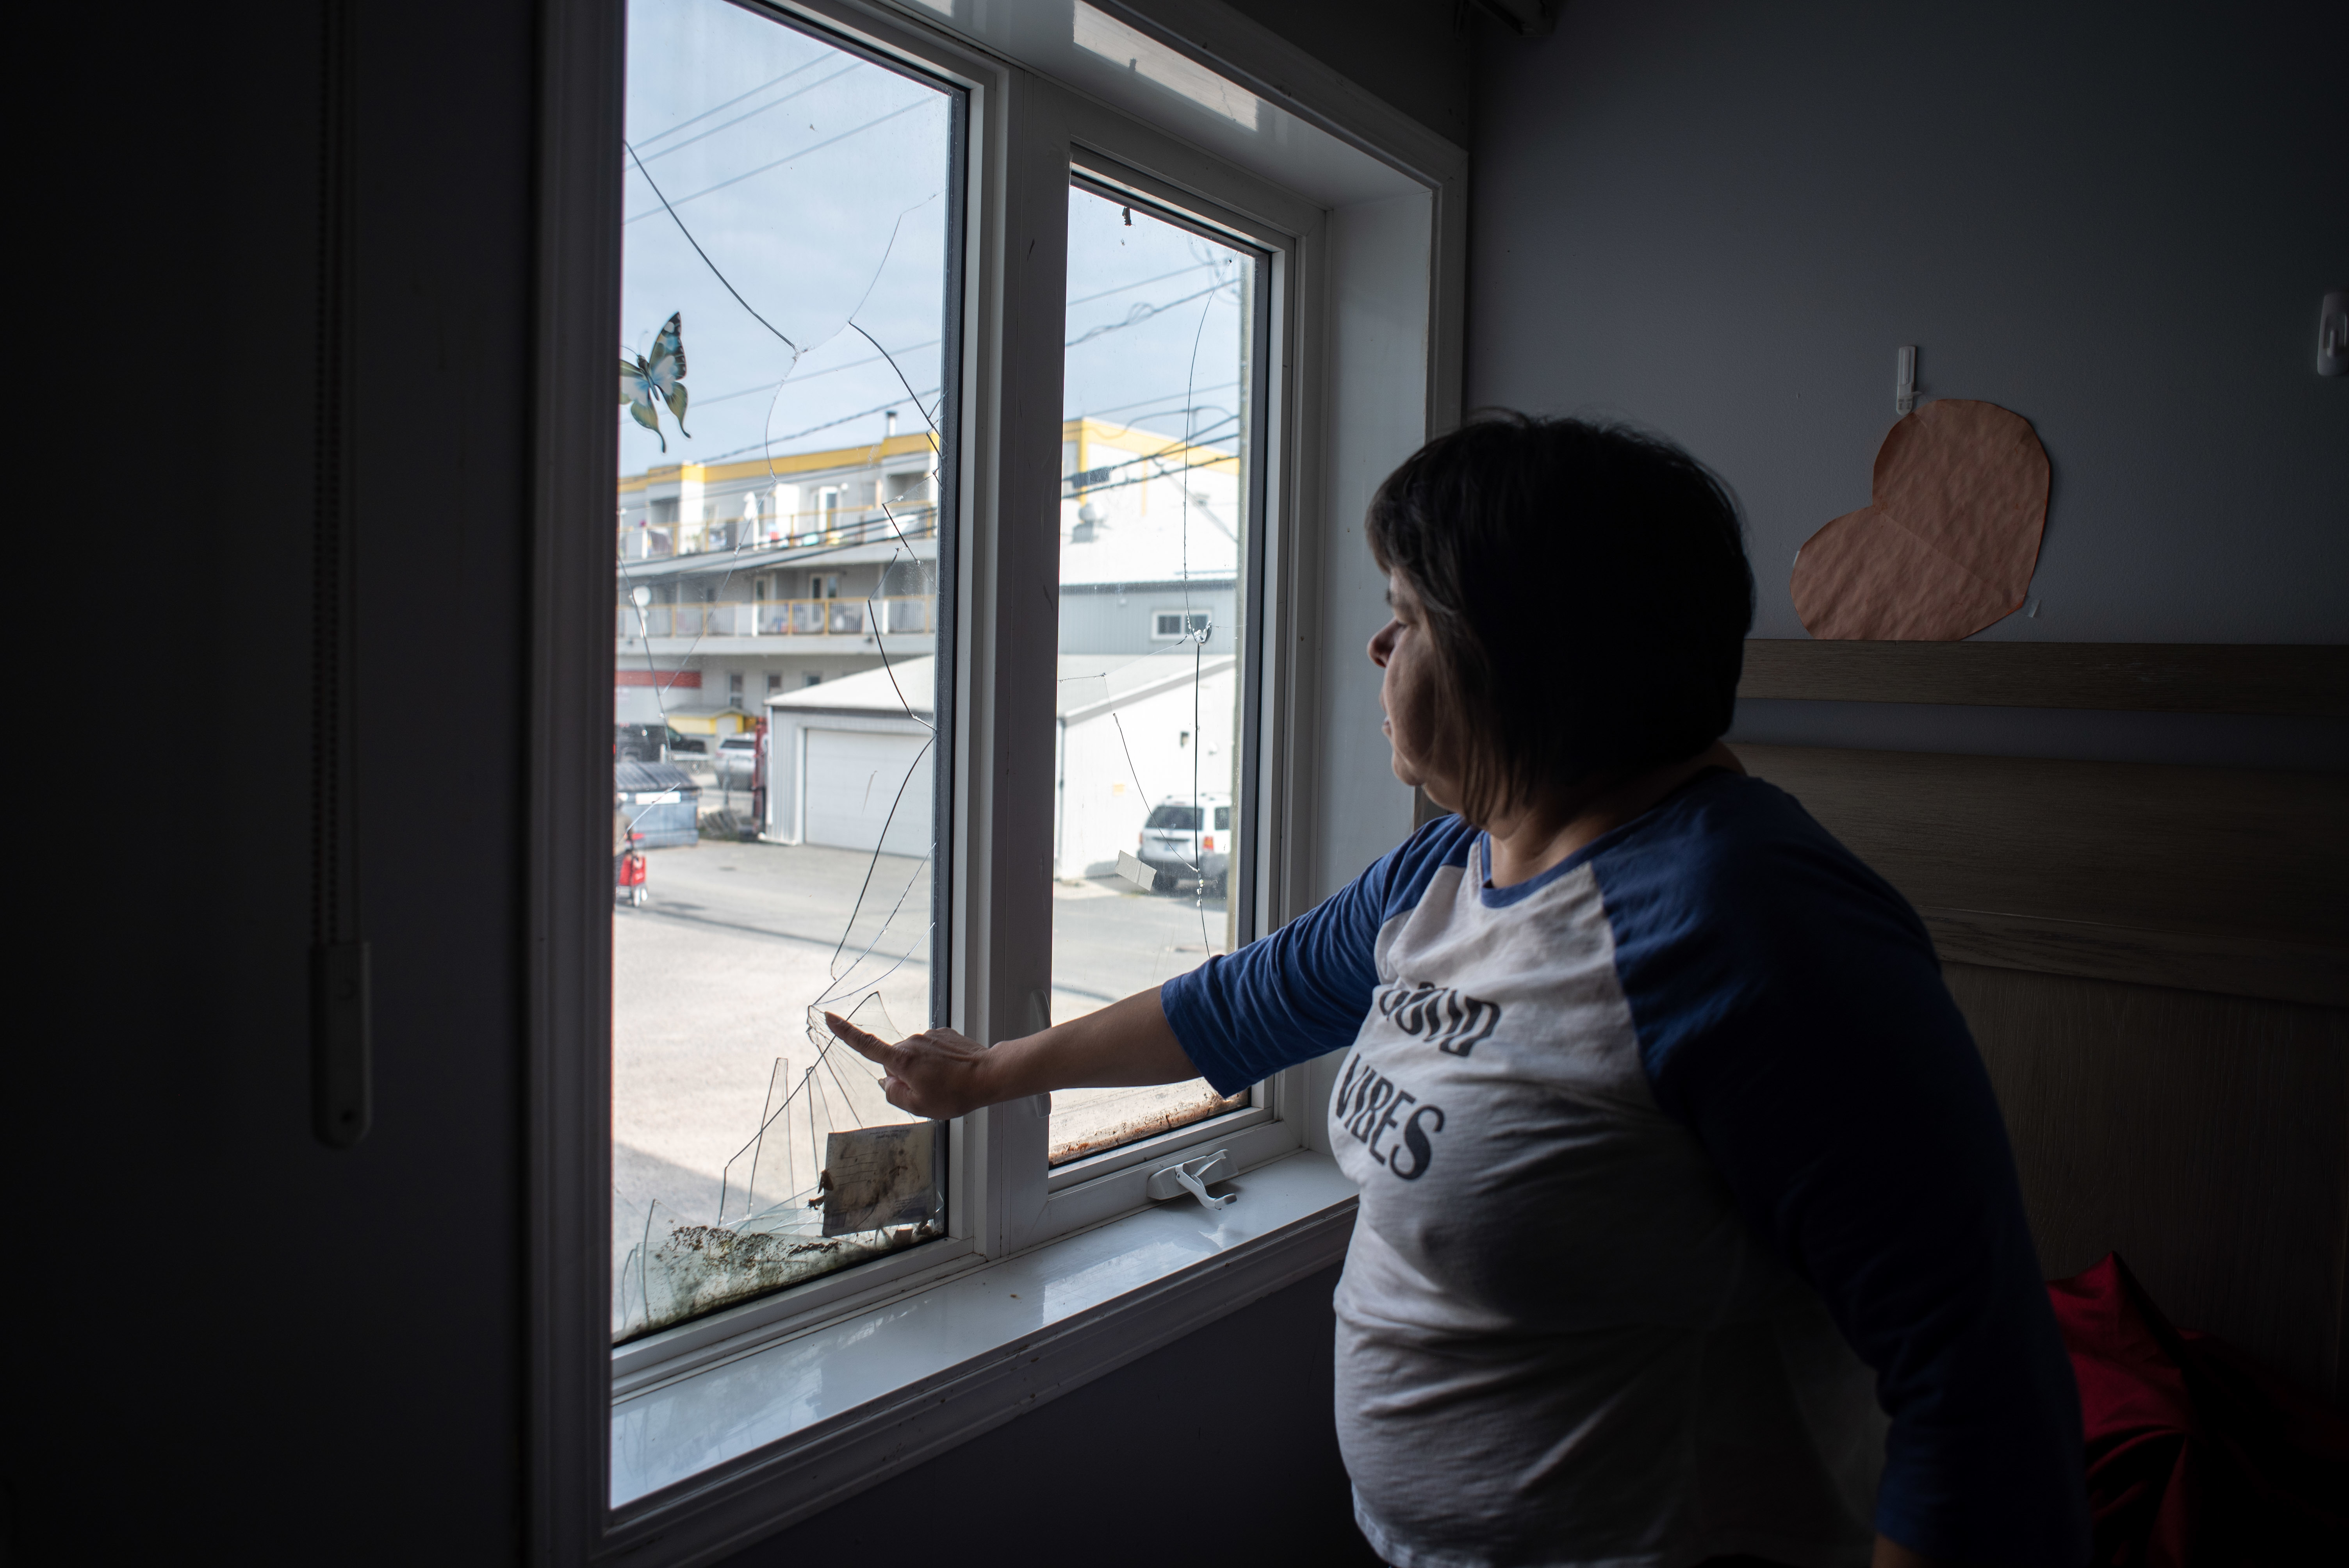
[1368,571,1456,810]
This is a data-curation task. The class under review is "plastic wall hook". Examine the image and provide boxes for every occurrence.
[1146,1149,1236,1213]
[1895,345,1919,414]
[2320,290,2347,376]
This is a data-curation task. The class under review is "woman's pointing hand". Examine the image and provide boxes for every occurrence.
[824,1012,999,1121]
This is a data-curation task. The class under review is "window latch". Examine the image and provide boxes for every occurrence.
[1145,1149,1236,1213]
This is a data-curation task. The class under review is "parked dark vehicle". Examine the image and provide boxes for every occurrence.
[616,761,702,849]
[615,723,706,763]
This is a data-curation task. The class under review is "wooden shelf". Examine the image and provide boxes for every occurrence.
[1739,640,2349,715]
[1736,743,2349,1007]
[1919,905,2348,1009]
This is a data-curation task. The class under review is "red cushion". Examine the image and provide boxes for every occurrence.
[2046,1254,2348,1566]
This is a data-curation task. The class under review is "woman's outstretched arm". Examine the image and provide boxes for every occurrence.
[825,986,1194,1122]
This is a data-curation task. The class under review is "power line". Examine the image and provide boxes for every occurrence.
[701,356,1231,420]
[631,63,860,167]
[691,338,946,409]
[1065,261,1216,309]
[647,375,1233,473]
[629,130,952,476]
[1064,453,1236,501]
[1075,399,1236,434]
[1068,413,1241,483]
[1064,278,1238,347]
[632,57,832,150]
[683,390,943,463]
[1072,378,1239,421]
[1064,439,1242,501]
[624,98,934,224]
[659,392,1235,473]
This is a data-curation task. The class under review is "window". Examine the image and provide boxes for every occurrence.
[608,0,959,1345]
[535,0,1458,1545]
[1046,182,1262,1167]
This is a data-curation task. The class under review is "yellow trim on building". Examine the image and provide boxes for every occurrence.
[1060,417,1241,476]
[617,431,940,493]
[615,421,1232,497]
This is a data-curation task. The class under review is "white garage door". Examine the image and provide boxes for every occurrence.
[804,728,934,858]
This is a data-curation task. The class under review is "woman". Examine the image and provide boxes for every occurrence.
[829,416,2087,1568]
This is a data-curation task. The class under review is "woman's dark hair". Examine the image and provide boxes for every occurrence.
[1366,413,1753,823]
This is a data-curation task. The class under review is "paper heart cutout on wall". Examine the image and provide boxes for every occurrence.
[1792,399,2049,640]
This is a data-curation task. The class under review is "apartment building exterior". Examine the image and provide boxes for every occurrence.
[614,417,1239,731]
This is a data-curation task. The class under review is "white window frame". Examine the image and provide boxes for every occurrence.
[1151,607,1213,640]
[1018,141,1314,1213]
[526,2,1463,1562]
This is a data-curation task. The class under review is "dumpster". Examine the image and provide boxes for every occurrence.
[616,760,702,850]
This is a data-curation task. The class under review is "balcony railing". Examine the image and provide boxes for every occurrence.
[620,595,936,640]
[620,503,939,562]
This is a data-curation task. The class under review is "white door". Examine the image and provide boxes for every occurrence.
[803,728,934,858]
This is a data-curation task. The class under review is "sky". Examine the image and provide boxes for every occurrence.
[1062,185,1247,450]
[618,0,1253,481]
[620,0,950,474]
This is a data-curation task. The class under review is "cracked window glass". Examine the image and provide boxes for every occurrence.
[610,0,958,1343]
[1049,184,1259,1165]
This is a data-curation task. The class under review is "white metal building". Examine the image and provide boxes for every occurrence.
[762,652,1236,880]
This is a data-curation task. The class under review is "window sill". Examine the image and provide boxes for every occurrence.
[602,1149,1358,1563]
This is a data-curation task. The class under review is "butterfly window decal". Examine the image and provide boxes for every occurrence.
[620,313,691,451]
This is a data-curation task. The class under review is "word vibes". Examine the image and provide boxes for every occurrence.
[1332,1053,1445,1180]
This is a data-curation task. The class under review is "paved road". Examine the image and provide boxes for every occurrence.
[613,837,1233,1270]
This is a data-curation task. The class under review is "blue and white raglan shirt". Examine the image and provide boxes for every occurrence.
[1162,770,2088,1568]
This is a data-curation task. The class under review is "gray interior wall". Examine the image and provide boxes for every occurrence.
[718,1263,1374,1568]
[1469,1,2348,656]
[1312,192,1438,898]
[19,0,536,1560]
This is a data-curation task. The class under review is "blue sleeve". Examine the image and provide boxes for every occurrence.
[1160,816,1475,1096]
[1598,785,2089,1567]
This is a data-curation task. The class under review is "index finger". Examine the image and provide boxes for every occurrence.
[823,1010,894,1064]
